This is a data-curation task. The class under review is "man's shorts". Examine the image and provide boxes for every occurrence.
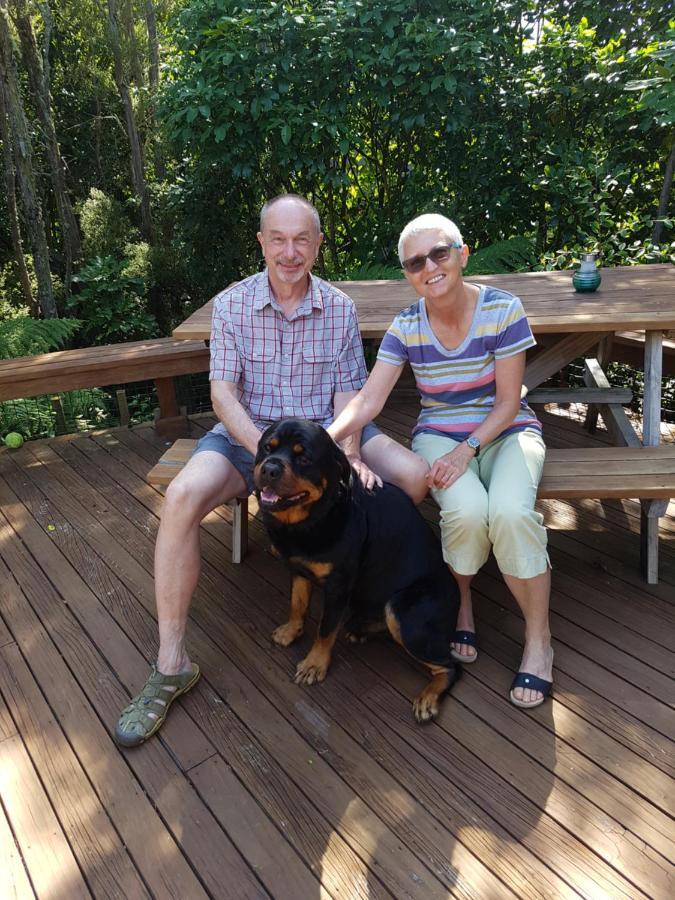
[192,422,382,496]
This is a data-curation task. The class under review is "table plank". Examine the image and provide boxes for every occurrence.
[173,264,675,340]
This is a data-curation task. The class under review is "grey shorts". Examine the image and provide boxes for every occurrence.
[193,422,382,495]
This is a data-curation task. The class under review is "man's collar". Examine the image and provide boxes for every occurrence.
[253,269,324,313]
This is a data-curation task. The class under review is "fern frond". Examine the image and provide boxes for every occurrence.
[465,237,535,276]
[0,317,81,360]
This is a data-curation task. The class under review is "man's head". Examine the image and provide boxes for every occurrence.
[257,195,323,290]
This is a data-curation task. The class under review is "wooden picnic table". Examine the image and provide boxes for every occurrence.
[173,263,675,340]
[173,263,675,579]
[173,263,674,444]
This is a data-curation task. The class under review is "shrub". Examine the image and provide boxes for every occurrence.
[68,256,158,345]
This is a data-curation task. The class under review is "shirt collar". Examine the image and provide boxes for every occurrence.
[253,269,324,314]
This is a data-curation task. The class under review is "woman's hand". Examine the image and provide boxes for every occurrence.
[347,454,383,491]
[427,443,475,490]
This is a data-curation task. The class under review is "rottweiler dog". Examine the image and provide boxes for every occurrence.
[253,418,461,722]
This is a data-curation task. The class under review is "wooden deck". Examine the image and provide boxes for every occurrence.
[0,397,674,899]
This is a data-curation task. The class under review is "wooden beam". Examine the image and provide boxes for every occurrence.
[584,335,614,431]
[523,332,612,392]
[583,359,641,448]
[527,387,632,405]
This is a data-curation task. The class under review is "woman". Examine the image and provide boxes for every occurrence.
[328,214,553,708]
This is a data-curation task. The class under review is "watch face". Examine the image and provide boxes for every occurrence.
[467,437,480,451]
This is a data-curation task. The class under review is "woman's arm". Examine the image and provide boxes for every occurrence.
[427,351,526,489]
[327,360,404,442]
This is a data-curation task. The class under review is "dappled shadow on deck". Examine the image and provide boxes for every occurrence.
[0,399,673,899]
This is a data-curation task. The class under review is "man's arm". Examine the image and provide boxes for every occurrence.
[211,380,262,456]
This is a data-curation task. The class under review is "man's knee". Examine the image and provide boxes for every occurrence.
[162,462,232,523]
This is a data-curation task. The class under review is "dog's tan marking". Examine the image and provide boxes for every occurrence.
[294,629,339,685]
[272,575,312,646]
[269,437,280,449]
[292,443,305,455]
[385,604,403,646]
[269,477,326,525]
[289,559,333,581]
[413,665,451,723]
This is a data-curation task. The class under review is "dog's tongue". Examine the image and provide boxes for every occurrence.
[260,486,281,504]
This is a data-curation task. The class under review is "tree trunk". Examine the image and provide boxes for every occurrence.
[144,0,165,179]
[0,77,36,313]
[0,0,56,318]
[106,0,153,244]
[123,0,144,90]
[653,142,674,245]
[12,0,81,291]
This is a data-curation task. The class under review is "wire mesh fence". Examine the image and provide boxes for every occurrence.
[1,358,674,443]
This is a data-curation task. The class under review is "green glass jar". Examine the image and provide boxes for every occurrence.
[572,253,602,292]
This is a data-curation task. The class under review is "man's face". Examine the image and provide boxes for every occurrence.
[257,200,323,288]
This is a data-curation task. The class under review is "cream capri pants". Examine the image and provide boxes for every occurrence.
[412,430,549,580]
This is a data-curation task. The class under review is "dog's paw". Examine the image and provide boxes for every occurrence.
[344,631,367,644]
[294,656,328,685]
[271,622,303,646]
[412,690,440,724]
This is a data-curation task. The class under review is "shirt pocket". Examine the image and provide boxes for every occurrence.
[301,345,335,398]
[239,344,277,398]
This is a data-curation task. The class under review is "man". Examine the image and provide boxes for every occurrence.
[115,194,428,747]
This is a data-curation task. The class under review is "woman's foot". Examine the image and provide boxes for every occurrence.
[510,639,554,708]
[450,597,477,662]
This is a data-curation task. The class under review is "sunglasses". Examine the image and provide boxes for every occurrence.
[401,242,462,273]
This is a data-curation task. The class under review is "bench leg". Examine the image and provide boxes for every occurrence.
[231,497,249,564]
[640,500,668,584]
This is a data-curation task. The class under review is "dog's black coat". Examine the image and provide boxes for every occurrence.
[254,419,461,712]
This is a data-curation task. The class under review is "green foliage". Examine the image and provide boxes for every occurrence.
[465,239,537,276]
[79,188,138,258]
[0,316,81,359]
[1,388,114,441]
[68,256,159,345]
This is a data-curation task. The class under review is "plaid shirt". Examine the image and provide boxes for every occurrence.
[209,270,367,441]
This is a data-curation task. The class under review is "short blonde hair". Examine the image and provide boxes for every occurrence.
[398,214,463,263]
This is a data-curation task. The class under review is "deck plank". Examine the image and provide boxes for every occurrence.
[0,403,674,899]
[0,636,150,899]
[0,478,264,900]
[0,691,91,900]
[0,787,35,900]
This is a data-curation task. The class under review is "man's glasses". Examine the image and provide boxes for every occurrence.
[401,242,462,273]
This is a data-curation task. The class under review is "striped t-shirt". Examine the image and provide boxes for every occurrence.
[377,285,542,441]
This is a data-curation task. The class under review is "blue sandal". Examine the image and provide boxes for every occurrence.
[509,672,552,709]
[450,630,478,663]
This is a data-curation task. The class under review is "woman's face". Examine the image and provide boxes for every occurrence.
[401,229,468,300]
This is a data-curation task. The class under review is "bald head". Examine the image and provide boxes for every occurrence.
[260,194,321,235]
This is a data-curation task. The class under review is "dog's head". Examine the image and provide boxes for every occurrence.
[253,419,351,525]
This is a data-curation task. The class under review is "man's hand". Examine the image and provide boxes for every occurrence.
[346,453,383,491]
[427,443,475,490]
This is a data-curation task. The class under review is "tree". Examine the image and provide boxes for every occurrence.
[11,0,81,290]
[0,76,35,312]
[0,0,56,318]
[106,0,153,244]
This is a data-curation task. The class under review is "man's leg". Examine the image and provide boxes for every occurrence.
[155,451,247,675]
[115,449,247,747]
[360,432,429,504]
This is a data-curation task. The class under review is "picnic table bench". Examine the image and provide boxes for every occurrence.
[146,434,675,580]
[0,337,209,436]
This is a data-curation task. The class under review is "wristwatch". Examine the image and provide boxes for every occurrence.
[466,435,481,455]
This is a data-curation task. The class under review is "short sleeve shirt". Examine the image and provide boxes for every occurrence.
[377,285,542,441]
[209,270,367,442]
